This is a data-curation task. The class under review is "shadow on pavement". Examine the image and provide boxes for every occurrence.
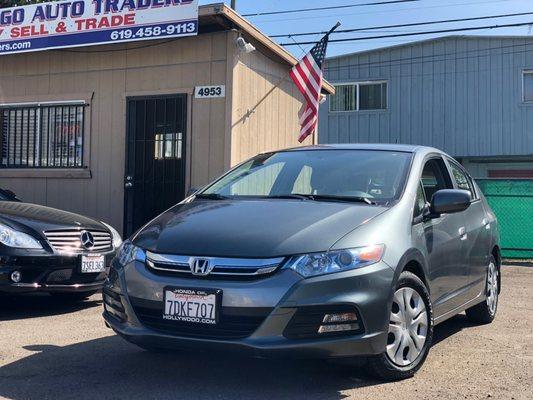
[0,293,102,321]
[0,308,478,399]
[0,335,381,400]
[431,313,477,346]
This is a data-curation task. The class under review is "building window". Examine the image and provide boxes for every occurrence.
[0,102,85,168]
[154,132,183,160]
[329,81,387,112]
[523,70,533,102]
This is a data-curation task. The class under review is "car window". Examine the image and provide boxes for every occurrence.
[421,158,453,201]
[448,161,475,199]
[226,162,285,196]
[204,150,413,203]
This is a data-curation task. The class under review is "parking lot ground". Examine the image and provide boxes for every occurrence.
[0,266,532,400]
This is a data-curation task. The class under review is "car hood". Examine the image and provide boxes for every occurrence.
[0,201,106,233]
[133,199,388,258]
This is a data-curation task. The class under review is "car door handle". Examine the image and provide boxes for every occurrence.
[458,227,468,241]
[482,218,491,230]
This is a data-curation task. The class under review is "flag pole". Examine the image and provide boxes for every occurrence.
[239,23,341,133]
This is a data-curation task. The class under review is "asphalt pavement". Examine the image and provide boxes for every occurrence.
[0,266,532,400]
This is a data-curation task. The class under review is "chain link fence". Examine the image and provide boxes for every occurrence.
[476,179,533,259]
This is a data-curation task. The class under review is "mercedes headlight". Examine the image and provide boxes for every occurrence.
[285,245,385,278]
[116,241,145,267]
[0,223,42,249]
[101,221,123,249]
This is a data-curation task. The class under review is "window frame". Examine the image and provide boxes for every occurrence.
[329,80,388,113]
[0,100,88,171]
[522,70,533,103]
[445,157,479,201]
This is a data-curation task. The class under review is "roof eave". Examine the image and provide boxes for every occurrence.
[200,3,335,95]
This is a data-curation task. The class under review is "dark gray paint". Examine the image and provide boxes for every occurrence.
[105,144,500,357]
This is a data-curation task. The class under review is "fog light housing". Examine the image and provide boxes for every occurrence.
[322,312,358,324]
[318,323,359,334]
[318,312,359,334]
[10,270,21,283]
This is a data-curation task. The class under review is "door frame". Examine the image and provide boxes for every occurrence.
[123,91,192,237]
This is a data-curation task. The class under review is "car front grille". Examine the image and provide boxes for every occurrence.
[44,229,112,253]
[145,251,284,280]
[130,296,272,339]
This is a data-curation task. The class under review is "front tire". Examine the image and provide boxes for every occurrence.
[368,271,434,381]
[466,255,499,324]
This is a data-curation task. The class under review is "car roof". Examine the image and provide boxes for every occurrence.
[278,143,444,154]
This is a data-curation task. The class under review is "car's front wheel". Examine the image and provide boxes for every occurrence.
[368,271,434,381]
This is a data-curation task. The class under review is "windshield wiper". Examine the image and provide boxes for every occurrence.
[308,194,377,205]
[195,193,230,200]
[266,194,312,201]
[267,194,377,205]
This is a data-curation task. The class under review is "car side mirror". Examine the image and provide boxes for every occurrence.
[429,189,471,217]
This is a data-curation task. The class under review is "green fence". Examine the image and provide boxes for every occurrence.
[476,179,533,259]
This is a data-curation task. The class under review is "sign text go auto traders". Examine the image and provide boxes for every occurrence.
[0,0,198,55]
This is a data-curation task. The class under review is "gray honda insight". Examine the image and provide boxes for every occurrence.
[103,144,500,380]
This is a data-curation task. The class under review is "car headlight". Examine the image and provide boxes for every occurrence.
[285,245,385,278]
[101,221,123,249]
[116,241,145,267]
[0,223,42,249]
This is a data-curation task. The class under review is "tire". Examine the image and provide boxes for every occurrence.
[466,255,499,324]
[368,271,434,381]
[50,290,98,302]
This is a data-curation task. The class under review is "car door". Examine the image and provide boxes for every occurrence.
[446,158,491,301]
[414,156,469,317]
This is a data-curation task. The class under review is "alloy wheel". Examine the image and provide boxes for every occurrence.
[386,287,429,366]
[486,261,498,316]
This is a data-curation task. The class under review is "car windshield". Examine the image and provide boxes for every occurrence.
[201,149,412,204]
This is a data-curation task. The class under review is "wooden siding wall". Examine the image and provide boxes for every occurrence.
[0,32,229,231]
[319,37,533,158]
[230,36,313,166]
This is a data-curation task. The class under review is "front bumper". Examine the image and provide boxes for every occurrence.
[104,259,395,358]
[0,251,114,294]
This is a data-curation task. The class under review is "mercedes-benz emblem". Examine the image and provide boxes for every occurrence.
[80,230,95,250]
[189,258,213,276]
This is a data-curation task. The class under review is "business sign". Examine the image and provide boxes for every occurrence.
[0,0,198,56]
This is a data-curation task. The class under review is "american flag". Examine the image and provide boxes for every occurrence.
[290,27,336,143]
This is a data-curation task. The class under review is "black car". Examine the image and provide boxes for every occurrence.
[0,198,122,300]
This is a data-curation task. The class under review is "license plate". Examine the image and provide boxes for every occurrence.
[163,287,220,324]
[81,254,105,273]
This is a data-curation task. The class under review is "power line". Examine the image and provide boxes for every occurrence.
[270,12,533,38]
[253,0,509,25]
[323,42,533,73]
[242,0,419,17]
[281,21,533,46]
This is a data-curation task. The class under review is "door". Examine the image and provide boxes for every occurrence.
[124,95,187,237]
[416,156,469,316]
[446,158,491,300]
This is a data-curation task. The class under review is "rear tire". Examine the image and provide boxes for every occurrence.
[466,255,499,324]
[50,290,98,302]
[367,271,434,381]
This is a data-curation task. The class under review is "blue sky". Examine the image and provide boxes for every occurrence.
[199,0,533,57]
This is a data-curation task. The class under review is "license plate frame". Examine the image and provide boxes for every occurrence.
[163,287,222,325]
[80,254,106,273]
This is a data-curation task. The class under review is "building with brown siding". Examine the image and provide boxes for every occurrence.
[0,3,334,236]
